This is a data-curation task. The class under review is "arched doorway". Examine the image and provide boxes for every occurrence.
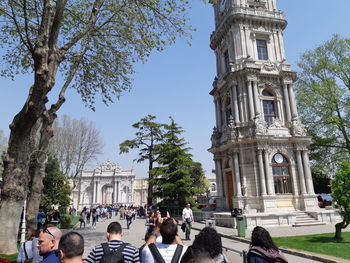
[101,184,113,204]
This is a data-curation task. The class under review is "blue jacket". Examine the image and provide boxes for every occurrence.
[40,250,60,263]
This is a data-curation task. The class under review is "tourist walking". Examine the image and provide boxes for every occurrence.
[182,203,194,240]
[57,231,84,263]
[36,226,62,263]
[37,209,46,230]
[247,226,288,263]
[79,208,87,229]
[191,227,228,263]
[141,218,187,263]
[84,221,140,263]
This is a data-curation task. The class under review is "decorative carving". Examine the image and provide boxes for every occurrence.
[269,119,283,128]
[263,61,277,72]
[291,119,307,136]
[253,118,268,135]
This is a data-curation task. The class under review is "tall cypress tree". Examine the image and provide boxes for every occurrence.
[150,117,196,208]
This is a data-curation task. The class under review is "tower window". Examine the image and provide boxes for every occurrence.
[262,90,276,125]
[223,50,230,73]
[272,153,292,194]
[257,39,268,60]
[211,183,216,192]
[225,99,232,125]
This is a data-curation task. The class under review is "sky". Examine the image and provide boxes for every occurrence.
[1,0,350,178]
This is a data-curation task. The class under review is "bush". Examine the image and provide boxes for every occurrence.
[60,214,71,229]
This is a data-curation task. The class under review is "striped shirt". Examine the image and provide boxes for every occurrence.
[84,240,140,263]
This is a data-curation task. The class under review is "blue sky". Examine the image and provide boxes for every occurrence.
[1,0,350,178]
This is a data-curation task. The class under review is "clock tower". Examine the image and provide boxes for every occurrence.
[209,0,319,216]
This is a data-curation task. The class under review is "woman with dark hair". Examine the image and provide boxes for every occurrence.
[180,246,214,263]
[191,227,228,263]
[248,226,288,263]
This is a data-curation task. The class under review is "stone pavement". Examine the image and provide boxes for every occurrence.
[65,214,350,263]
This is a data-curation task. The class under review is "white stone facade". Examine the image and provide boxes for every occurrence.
[74,161,148,210]
[209,0,319,216]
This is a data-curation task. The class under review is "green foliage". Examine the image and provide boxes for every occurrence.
[150,117,204,208]
[331,162,350,227]
[59,214,72,229]
[0,0,193,109]
[119,115,163,165]
[189,162,210,196]
[311,168,331,193]
[273,232,350,260]
[296,34,350,173]
[40,157,71,213]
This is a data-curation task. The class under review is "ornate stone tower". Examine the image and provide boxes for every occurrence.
[209,0,318,214]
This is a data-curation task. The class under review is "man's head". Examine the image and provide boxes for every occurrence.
[160,218,178,244]
[37,226,62,256]
[58,232,84,262]
[106,221,122,240]
[186,203,191,208]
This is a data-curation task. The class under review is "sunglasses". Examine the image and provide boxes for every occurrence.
[43,228,55,239]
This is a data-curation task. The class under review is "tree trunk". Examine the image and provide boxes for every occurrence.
[26,162,46,237]
[0,130,38,253]
[334,221,345,240]
[26,112,56,236]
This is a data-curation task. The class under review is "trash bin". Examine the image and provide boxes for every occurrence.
[236,216,246,237]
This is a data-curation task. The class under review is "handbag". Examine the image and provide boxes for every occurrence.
[181,222,186,232]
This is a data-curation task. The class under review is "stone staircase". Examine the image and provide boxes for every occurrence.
[292,211,326,227]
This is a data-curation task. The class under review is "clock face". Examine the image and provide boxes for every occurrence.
[274,153,284,164]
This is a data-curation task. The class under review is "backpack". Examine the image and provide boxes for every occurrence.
[100,243,128,263]
[148,243,183,263]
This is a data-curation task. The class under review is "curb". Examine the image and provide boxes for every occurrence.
[192,226,343,263]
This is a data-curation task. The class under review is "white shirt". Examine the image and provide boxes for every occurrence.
[182,208,193,220]
[142,244,187,263]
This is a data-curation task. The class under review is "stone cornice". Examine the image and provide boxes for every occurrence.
[211,7,287,50]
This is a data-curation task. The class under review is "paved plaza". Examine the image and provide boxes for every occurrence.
[68,214,350,263]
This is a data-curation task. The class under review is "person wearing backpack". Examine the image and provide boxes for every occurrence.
[141,218,187,263]
[84,221,140,263]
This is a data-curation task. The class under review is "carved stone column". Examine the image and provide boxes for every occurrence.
[232,85,241,125]
[253,81,261,117]
[96,181,100,204]
[247,81,255,120]
[230,152,242,197]
[257,149,267,195]
[283,84,291,122]
[113,180,117,203]
[214,158,224,198]
[302,150,315,194]
[296,150,307,194]
[263,150,274,195]
[288,84,298,120]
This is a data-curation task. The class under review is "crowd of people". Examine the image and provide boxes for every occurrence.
[17,203,288,263]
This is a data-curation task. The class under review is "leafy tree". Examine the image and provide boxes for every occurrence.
[296,34,350,174]
[331,162,350,240]
[119,115,164,206]
[150,117,199,208]
[189,162,210,196]
[0,0,192,253]
[40,156,71,214]
[50,115,104,178]
[311,168,331,194]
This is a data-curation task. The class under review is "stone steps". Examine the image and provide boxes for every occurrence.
[292,212,326,227]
